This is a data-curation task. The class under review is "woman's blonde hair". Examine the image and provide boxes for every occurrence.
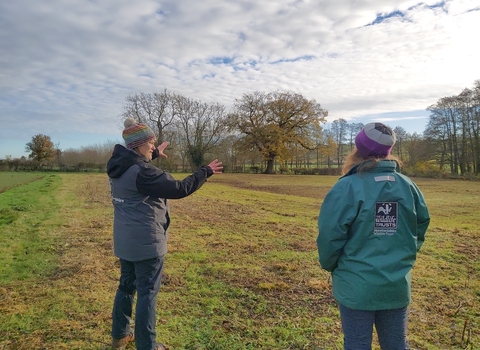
[342,147,402,175]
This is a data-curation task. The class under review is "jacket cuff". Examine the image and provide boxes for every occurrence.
[201,165,214,178]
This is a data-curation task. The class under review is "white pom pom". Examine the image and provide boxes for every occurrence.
[124,117,137,128]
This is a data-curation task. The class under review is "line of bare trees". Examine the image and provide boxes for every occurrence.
[2,81,479,176]
[121,89,329,174]
[123,89,229,170]
[425,80,480,176]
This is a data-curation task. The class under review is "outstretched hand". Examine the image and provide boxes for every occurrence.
[207,159,223,174]
[156,141,169,158]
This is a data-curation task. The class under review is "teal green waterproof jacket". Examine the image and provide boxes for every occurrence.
[317,160,430,310]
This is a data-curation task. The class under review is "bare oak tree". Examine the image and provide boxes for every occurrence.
[173,94,229,169]
[122,89,177,143]
[331,118,348,167]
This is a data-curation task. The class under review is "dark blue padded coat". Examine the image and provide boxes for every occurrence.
[107,144,212,261]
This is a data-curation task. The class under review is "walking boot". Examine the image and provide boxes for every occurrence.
[111,332,134,349]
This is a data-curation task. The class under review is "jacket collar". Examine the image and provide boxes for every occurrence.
[342,159,400,178]
[107,144,150,178]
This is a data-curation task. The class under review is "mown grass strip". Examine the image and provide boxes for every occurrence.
[0,172,45,194]
[0,174,61,282]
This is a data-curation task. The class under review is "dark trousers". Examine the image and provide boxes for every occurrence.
[111,256,165,350]
[339,304,410,350]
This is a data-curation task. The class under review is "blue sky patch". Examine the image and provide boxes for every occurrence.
[370,10,405,25]
[209,57,235,65]
[271,55,315,64]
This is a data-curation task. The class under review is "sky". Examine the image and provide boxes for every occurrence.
[1,0,480,159]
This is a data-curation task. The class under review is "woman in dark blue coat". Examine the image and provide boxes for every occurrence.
[107,118,222,350]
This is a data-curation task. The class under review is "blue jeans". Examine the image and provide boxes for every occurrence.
[339,304,410,350]
[111,256,165,350]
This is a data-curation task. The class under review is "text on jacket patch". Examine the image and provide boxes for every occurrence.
[374,202,398,235]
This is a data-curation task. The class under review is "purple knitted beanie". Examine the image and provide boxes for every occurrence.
[355,122,396,158]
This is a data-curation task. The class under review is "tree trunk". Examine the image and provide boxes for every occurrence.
[265,159,275,174]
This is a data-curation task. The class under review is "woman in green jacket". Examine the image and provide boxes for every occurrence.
[317,122,430,350]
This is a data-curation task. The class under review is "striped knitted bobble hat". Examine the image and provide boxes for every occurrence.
[355,122,396,158]
[122,118,156,149]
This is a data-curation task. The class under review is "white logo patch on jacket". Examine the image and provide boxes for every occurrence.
[374,202,398,235]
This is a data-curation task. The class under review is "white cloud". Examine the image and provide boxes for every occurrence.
[1,0,479,157]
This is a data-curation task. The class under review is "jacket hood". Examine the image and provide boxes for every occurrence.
[107,144,147,178]
[343,159,400,178]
